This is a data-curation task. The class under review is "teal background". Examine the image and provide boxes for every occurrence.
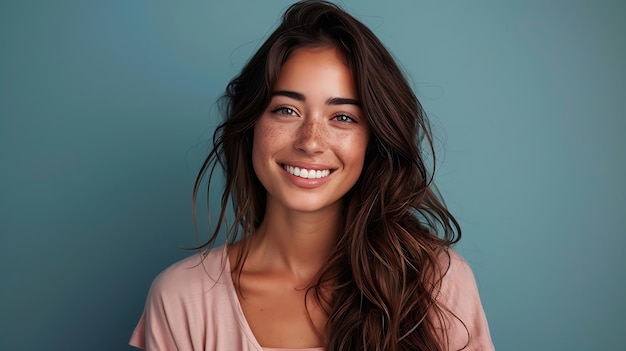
[1,0,624,350]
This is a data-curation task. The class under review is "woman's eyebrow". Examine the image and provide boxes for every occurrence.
[271,90,305,101]
[272,90,361,107]
[326,97,361,107]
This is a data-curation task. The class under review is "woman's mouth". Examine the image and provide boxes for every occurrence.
[282,164,332,179]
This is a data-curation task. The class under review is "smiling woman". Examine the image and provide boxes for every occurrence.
[129,1,494,350]
[253,47,370,214]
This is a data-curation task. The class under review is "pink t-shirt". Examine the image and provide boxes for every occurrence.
[129,246,494,350]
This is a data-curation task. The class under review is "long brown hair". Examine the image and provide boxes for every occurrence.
[193,1,463,350]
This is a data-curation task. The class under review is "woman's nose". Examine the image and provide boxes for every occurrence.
[294,119,327,154]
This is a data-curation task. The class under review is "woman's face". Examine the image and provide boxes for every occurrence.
[252,46,370,214]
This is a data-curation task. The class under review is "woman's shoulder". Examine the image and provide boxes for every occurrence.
[148,245,230,297]
[442,248,474,280]
[131,246,248,350]
[435,248,483,303]
[435,248,495,350]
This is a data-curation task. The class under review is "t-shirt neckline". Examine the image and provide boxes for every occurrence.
[220,246,325,351]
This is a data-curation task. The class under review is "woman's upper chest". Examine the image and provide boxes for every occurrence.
[235,269,327,349]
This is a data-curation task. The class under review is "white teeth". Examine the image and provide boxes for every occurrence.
[284,165,331,179]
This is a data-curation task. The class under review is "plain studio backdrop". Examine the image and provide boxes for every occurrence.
[1,1,624,350]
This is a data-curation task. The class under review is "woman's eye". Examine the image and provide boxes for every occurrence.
[272,107,297,116]
[333,114,356,123]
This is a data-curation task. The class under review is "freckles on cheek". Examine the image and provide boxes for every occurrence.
[253,121,284,158]
[338,130,368,149]
[252,124,264,160]
[345,131,370,168]
[258,125,280,145]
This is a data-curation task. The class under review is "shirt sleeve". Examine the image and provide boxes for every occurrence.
[436,250,495,351]
[129,271,182,351]
[129,311,147,349]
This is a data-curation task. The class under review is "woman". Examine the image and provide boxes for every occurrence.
[130,1,494,350]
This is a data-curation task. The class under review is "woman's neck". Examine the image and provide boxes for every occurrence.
[245,199,342,284]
